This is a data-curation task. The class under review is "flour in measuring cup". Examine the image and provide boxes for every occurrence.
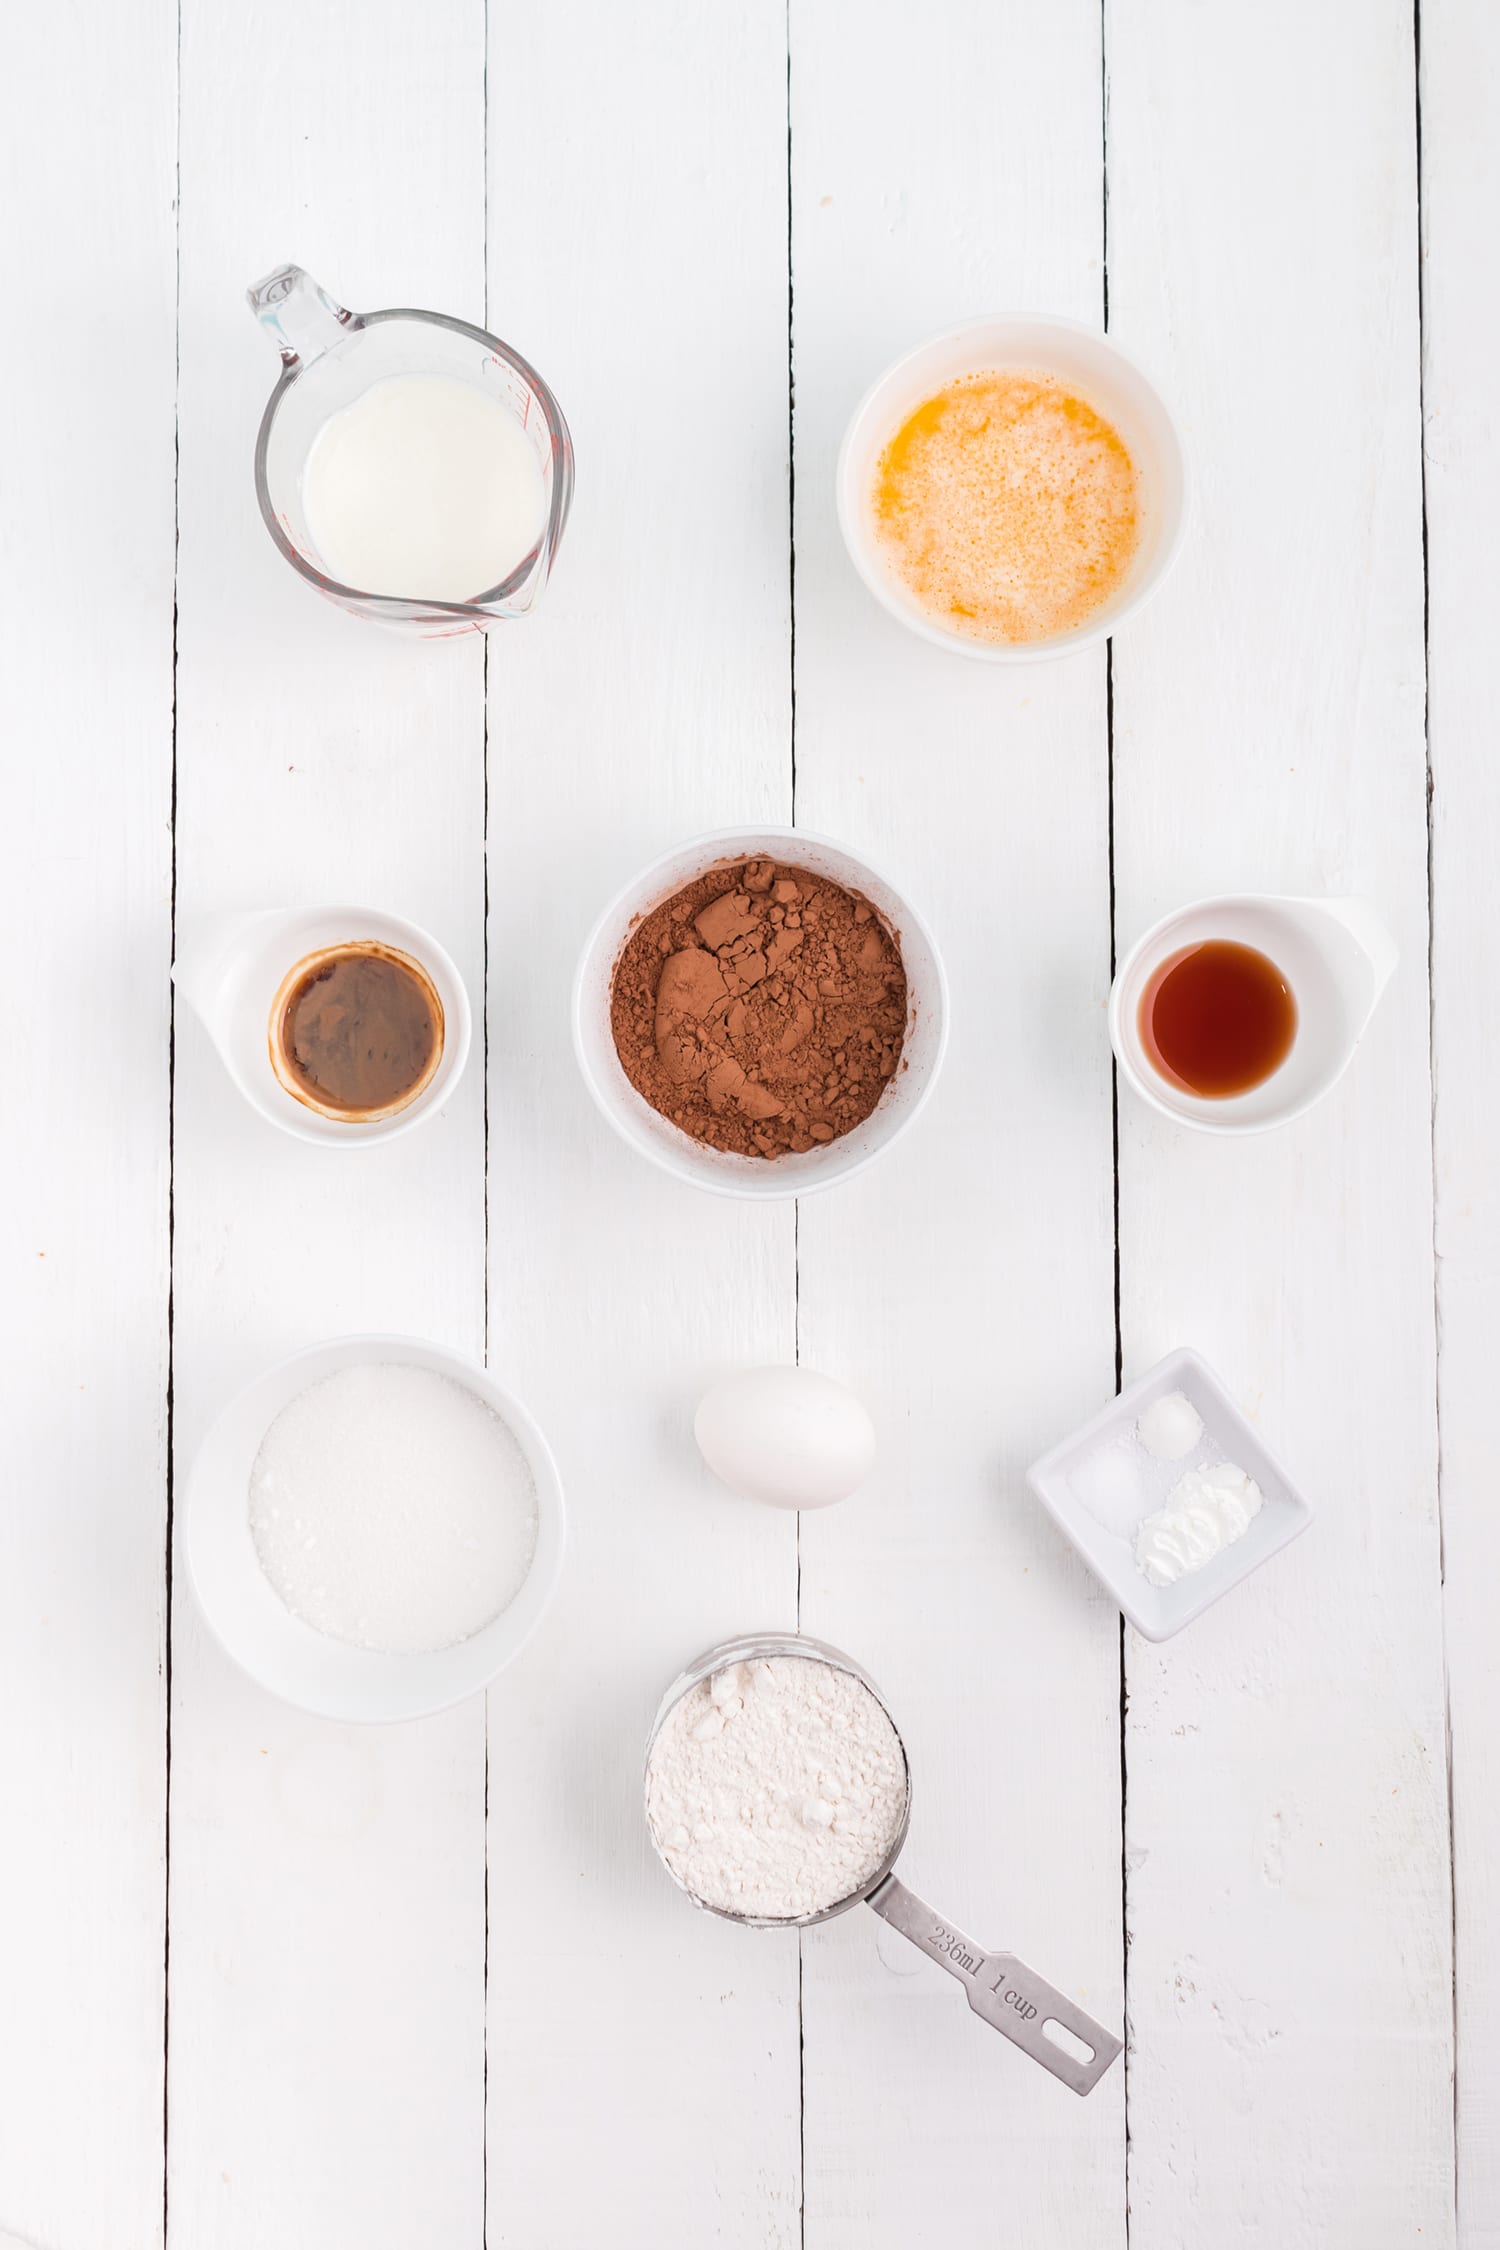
[302,374,547,601]
[646,1655,908,1921]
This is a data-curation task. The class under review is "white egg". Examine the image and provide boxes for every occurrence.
[693,1366,877,1510]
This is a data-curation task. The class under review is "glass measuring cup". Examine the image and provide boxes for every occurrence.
[645,1632,1122,2096]
[248,264,573,637]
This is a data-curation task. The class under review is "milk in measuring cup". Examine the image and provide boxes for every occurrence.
[302,374,548,602]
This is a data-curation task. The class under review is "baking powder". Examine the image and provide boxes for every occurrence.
[646,1654,908,1921]
[1134,1460,1263,1587]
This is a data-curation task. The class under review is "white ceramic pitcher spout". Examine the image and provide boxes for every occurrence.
[1109,890,1399,1135]
[1293,895,1400,1036]
[173,910,287,1047]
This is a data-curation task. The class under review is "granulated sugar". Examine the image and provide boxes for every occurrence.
[646,1654,908,1921]
[249,1362,537,1653]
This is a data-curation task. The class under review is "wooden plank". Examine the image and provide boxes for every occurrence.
[1422,1,1500,2238]
[167,3,489,2242]
[482,3,800,2242]
[1105,4,1454,2241]
[0,6,177,2246]
[789,2,1125,2241]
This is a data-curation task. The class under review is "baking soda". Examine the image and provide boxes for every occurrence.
[249,1362,537,1653]
[646,1654,907,1921]
[1136,1388,1203,1461]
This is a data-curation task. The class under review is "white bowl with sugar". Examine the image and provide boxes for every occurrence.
[186,1335,565,1720]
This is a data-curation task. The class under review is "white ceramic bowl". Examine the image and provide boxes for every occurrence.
[185,1334,566,1721]
[837,314,1188,662]
[1110,893,1398,1135]
[173,905,472,1148]
[1026,1347,1312,1641]
[572,825,948,1199]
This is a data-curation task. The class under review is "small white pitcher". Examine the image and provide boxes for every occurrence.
[173,905,472,1147]
[1110,893,1398,1134]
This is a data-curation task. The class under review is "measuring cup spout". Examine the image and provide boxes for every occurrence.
[247,263,360,370]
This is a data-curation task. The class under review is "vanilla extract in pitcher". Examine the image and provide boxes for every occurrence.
[270,941,443,1122]
[1138,939,1297,1098]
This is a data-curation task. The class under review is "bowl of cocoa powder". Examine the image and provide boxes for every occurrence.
[573,827,947,1197]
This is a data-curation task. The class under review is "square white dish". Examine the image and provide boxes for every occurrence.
[1025,1347,1312,1641]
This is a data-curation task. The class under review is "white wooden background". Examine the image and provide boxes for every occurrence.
[3,0,1492,2242]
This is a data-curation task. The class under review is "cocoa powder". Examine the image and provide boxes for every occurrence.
[609,856,908,1159]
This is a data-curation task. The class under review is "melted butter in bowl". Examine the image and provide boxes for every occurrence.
[868,369,1141,646]
[837,316,1187,664]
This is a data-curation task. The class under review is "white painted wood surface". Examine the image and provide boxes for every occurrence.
[0,8,175,2250]
[1108,9,1452,2244]
[3,1,1494,2245]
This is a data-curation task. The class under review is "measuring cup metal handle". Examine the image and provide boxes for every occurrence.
[865,1874,1123,2097]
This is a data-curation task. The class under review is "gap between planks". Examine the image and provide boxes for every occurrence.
[482,0,493,2232]
[1409,0,1461,2230]
[788,9,806,2243]
[162,0,185,2236]
[1101,3,1131,2237]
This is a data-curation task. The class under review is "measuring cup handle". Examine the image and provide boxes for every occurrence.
[866,1874,1122,2096]
[246,263,360,368]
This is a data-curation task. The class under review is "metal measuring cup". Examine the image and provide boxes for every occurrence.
[644,1632,1122,2096]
